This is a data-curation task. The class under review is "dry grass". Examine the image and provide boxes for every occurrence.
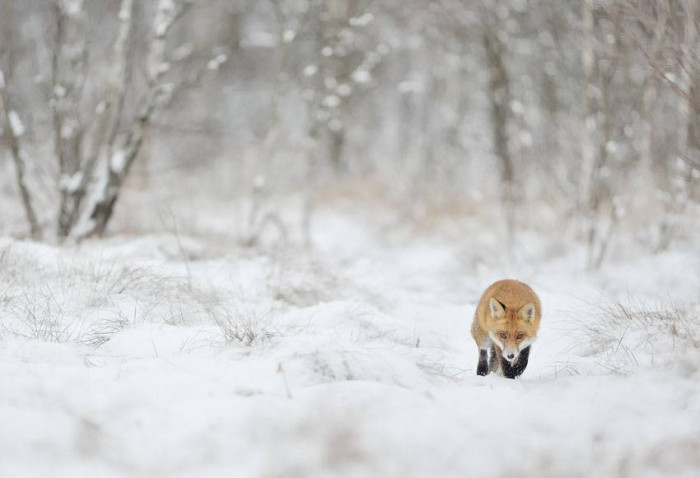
[579,296,699,373]
[211,306,277,347]
[1,289,86,343]
[81,312,134,348]
[0,244,215,347]
[0,240,284,353]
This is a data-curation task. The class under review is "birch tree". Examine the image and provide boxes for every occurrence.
[1,0,205,241]
[52,0,87,239]
[75,0,188,239]
[56,0,135,239]
[0,69,40,239]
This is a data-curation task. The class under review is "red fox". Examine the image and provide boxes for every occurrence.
[470,279,541,378]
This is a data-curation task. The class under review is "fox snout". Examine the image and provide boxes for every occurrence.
[503,349,519,363]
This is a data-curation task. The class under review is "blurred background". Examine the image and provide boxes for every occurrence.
[0,0,699,268]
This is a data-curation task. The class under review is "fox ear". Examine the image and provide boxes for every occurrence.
[489,298,505,319]
[519,303,536,322]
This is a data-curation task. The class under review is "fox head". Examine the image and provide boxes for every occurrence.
[487,298,538,364]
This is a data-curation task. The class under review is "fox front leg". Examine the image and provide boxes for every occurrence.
[488,344,499,374]
[477,349,489,376]
[501,346,531,379]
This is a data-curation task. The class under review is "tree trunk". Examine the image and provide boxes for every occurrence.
[301,0,326,246]
[53,0,87,239]
[483,9,516,258]
[640,3,667,177]
[582,3,622,269]
[580,0,596,217]
[325,0,357,174]
[0,70,40,239]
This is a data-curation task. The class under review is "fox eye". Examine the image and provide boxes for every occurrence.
[516,332,524,340]
[499,332,507,339]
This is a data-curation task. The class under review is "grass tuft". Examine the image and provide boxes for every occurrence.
[579,296,699,373]
[212,306,277,347]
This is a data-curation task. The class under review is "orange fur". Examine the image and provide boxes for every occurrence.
[470,279,541,375]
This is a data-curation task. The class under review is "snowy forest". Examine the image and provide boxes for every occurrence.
[1,1,699,477]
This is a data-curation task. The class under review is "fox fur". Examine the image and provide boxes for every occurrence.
[470,279,541,378]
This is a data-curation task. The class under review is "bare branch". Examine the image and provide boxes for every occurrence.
[75,0,192,239]
[58,0,136,239]
[0,70,40,239]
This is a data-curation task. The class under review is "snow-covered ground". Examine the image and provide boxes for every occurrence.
[1,201,699,478]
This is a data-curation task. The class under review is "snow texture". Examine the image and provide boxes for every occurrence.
[153,0,176,37]
[110,149,127,173]
[61,0,83,17]
[8,110,25,136]
[0,203,699,478]
[59,172,84,193]
[352,69,371,84]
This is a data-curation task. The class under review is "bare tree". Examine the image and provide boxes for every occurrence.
[580,1,627,269]
[52,0,88,239]
[75,0,189,239]
[654,0,699,251]
[299,0,384,242]
[639,2,668,174]
[0,69,40,239]
[482,5,516,258]
[0,0,698,263]
[0,0,208,241]
[56,0,135,240]
[617,0,700,251]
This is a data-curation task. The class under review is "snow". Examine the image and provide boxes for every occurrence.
[283,30,296,44]
[59,172,84,193]
[153,0,176,37]
[349,13,375,27]
[337,83,352,97]
[54,84,67,98]
[110,149,127,173]
[242,31,278,49]
[207,54,228,71]
[303,65,318,77]
[172,42,194,61]
[156,62,170,75]
[398,79,423,94]
[1,203,699,478]
[322,95,341,109]
[60,118,78,139]
[61,0,83,17]
[117,0,132,21]
[8,110,25,136]
[352,69,371,84]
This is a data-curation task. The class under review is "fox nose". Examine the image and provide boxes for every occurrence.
[506,353,515,360]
